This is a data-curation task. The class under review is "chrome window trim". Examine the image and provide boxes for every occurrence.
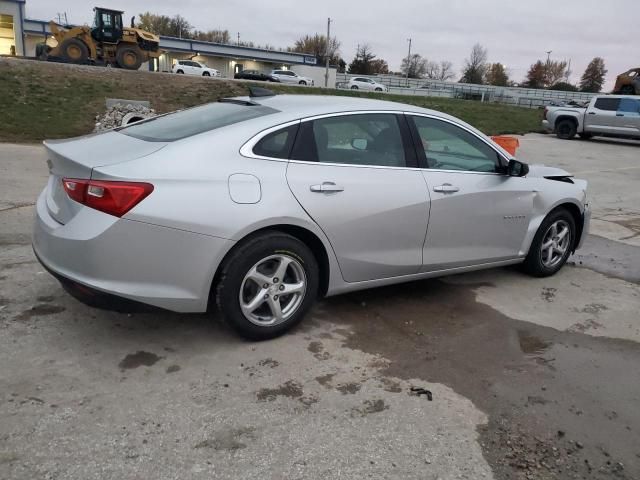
[240,110,509,176]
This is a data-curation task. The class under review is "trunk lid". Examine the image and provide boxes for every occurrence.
[44,132,167,224]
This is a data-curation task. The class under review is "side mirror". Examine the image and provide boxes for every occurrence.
[507,159,529,177]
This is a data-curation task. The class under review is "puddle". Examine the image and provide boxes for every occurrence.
[517,330,552,355]
[118,351,162,369]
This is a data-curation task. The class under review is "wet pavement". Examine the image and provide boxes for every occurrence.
[1,135,640,479]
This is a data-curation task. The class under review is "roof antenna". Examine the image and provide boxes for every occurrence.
[248,86,276,98]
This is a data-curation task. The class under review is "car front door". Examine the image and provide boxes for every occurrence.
[584,98,621,135]
[407,114,534,271]
[286,112,430,282]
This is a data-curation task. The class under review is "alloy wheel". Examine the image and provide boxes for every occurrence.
[239,254,307,326]
[540,220,571,268]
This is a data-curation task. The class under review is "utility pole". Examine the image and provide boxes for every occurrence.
[405,38,412,87]
[566,58,571,82]
[545,50,552,64]
[237,32,240,46]
[324,17,331,88]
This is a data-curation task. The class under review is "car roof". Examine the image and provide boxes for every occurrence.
[231,94,451,120]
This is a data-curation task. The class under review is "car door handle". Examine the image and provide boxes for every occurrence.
[616,113,624,116]
[310,182,344,193]
[588,112,596,115]
[433,184,460,193]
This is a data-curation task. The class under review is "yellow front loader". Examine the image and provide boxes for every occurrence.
[38,7,160,70]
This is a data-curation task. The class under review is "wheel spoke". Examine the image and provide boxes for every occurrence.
[266,296,283,321]
[542,239,554,250]
[274,256,292,282]
[550,224,558,237]
[241,288,268,315]
[556,226,569,241]
[246,266,272,287]
[280,281,305,296]
[554,245,566,255]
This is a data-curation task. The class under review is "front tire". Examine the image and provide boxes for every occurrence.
[215,232,319,340]
[555,119,577,140]
[60,38,89,64]
[522,208,575,277]
[299,80,307,85]
[203,71,210,77]
[375,87,382,92]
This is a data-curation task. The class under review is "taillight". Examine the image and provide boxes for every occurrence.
[62,178,153,217]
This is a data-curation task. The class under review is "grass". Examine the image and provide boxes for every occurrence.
[0,58,541,143]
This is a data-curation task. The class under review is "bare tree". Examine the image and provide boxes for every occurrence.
[289,34,341,65]
[544,60,570,87]
[401,53,428,78]
[461,43,488,84]
[424,60,455,81]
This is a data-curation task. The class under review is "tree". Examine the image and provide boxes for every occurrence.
[192,29,231,44]
[289,34,341,65]
[401,53,428,78]
[460,43,488,84]
[579,57,607,93]
[524,60,547,88]
[550,82,579,92]
[348,44,380,75]
[369,58,389,74]
[544,60,570,87]
[485,63,509,86]
[423,60,455,81]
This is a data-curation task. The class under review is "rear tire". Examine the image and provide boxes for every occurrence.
[60,38,89,64]
[556,119,577,140]
[176,69,184,74]
[116,46,143,70]
[215,232,319,340]
[350,85,358,90]
[522,208,575,277]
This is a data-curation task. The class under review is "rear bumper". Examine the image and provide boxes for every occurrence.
[33,190,234,313]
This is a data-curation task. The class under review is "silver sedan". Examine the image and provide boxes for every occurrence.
[33,91,590,339]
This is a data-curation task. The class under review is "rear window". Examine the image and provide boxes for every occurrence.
[119,102,279,142]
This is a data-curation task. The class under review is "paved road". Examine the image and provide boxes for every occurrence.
[0,135,639,480]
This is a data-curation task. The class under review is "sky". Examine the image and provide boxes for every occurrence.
[24,0,638,89]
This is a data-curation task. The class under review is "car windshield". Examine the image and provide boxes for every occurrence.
[119,102,279,142]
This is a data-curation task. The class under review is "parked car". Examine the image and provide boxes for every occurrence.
[347,77,387,92]
[172,60,220,77]
[270,70,314,86]
[34,92,590,340]
[234,70,280,82]
[543,95,640,140]
[613,68,640,95]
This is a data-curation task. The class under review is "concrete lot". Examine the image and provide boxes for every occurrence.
[0,134,639,480]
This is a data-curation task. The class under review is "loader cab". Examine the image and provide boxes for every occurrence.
[91,7,124,43]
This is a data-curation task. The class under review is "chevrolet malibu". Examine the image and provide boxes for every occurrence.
[33,92,590,340]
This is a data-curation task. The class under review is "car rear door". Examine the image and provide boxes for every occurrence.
[614,98,640,137]
[584,98,621,135]
[407,114,534,271]
[286,112,430,282]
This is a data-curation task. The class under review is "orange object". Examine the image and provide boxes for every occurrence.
[491,136,520,156]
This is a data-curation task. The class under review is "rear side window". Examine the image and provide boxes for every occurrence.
[618,98,640,114]
[252,124,299,159]
[594,98,621,111]
[120,102,279,142]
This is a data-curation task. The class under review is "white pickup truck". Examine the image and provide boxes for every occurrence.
[542,95,640,140]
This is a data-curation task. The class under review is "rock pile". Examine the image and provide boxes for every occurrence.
[94,103,156,132]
